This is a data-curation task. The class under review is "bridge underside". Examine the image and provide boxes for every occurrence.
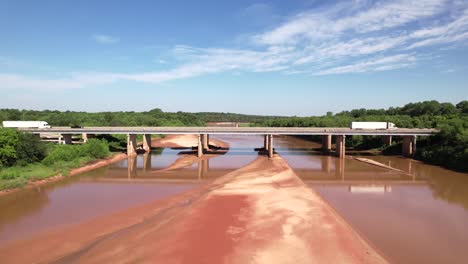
[23,127,432,159]
[86,133,419,159]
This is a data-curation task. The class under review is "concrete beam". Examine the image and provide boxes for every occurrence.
[197,134,203,157]
[383,135,392,146]
[127,134,137,156]
[268,134,274,158]
[82,133,95,143]
[322,135,332,152]
[336,135,346,159]
[62,134,73,145]
[143,134,152,152]
[402,136,416,157]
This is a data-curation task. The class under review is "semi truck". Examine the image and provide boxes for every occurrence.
[2,121,51,129]
[351,122,397,130]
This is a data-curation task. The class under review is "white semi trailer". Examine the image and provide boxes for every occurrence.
[2,121,51,129]
[351,122,397,130]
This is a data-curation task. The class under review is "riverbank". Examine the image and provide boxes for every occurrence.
[0,154,388,263]
[0,153,128,196]
[0,135,230,195]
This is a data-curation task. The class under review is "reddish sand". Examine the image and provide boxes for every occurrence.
[153,134,229,149]
[0,155,388,263]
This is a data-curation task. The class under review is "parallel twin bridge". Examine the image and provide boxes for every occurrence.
[22,126,437,158]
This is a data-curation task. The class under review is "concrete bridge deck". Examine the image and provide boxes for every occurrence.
[21,126,436,136]
[20,126,437,159]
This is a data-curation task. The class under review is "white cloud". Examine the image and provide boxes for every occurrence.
[92,34,119,44]
[314,54,417,75]
[253,0,448,45]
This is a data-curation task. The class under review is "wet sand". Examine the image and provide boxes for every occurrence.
[0,154,387,263]
[153,134,230,149]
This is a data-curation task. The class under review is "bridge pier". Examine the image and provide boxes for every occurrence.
[264,135,269,151]
[402,136,417,157]
[336,135,346,159]
[127,134,137,156]
[197,134,203,157]
[322,135,332,152]
[62,134,72,145]
[82,133,95,143]
[143,134,152,152]
[383,135,392,145]
[127,155,137,178]
[143,152,152,172]
[268,134,274,158]
[202,134,209,152]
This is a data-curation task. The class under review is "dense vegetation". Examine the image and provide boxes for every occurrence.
[0,108,283,127]
[0,128,110,190]
[255,100,468,172]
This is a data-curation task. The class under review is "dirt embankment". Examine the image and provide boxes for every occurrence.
[0,154,388,263]
[153,134,229,149]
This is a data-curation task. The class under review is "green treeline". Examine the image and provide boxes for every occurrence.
[0,128,110,190]
[0,108,281,127]
[255,100,468,172]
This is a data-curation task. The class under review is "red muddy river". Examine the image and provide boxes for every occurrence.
[0,135,467,263]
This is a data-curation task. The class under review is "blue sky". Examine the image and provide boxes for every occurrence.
[1,0,467,116]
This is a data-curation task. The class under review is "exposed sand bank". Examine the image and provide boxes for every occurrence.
[353,157,409,174]
[153,134,230,149]
[0,154,387,263]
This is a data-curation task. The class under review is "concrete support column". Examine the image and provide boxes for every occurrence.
[143,134,152,152]
[202,134,209,151]
[402,136,416,157]
[383,135,392,146]
[143,152,152,172]
[62,134,72,145]
[127,134,137,156]
[336,135,346,159]
[197,134,203,157]
[268,134,274,158]
[264,135,269,151]
[127,155,137,179]
[82,133,95,143]
[322,135,332,152]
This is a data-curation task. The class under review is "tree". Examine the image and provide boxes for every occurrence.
[0,129,19,167]
[456,101,468,114]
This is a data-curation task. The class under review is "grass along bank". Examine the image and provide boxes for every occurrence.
[0,128,113,191]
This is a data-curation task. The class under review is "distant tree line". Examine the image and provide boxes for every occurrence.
[255,100,468,172]
[0,108,282,127]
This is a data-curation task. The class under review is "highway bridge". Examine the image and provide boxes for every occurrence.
[21,126,437,158]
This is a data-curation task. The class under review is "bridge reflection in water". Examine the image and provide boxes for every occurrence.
[82,151,424,192]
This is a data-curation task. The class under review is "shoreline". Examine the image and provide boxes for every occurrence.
[0,135,230,196]
[0,153,128,197]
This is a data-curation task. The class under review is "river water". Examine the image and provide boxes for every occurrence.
[0,135,467,263]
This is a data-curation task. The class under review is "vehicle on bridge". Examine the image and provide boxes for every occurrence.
[351,122,397,130]
[2,121,51,129]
